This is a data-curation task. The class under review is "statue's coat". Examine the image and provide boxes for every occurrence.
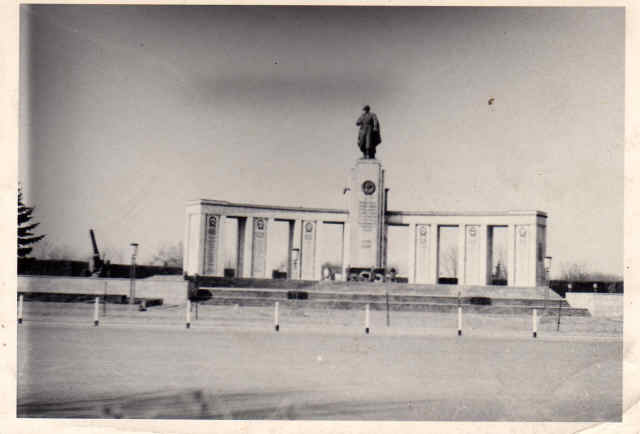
[356,112,382,159]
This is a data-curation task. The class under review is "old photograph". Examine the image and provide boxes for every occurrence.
[15,5,623,422]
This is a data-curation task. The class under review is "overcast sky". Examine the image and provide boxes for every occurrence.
[19,5,623,277]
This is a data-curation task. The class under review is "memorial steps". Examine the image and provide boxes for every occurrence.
[195,278,589,316]
[311,280,564,300]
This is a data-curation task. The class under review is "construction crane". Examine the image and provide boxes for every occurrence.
[89,229,104,276]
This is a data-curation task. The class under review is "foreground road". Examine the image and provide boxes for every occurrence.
[18,320,622,421]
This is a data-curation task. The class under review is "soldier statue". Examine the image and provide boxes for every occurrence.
[356,105,382,159]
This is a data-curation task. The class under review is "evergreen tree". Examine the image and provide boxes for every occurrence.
[18,186,45,258]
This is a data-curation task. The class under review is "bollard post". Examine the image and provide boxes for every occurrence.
[93,296,100,326]
[186,300,191,329]
[365,303,370,334]
[386,292,390,327]
[103,281,107,316]
[532,308,538,338]
[457,293,462,336]
[274,301,280,332]
[18,294,24,324]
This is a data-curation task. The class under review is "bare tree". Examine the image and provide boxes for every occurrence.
[100,246,124,264]
[558,262,622,282]
[559,262,590,281]
[492,244,508,280]
[150,241,183,268]
[31,238,54,259]
[31,239,76,260]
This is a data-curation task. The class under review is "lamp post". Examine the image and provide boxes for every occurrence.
[129,243,139,304]
[544,256,552,312]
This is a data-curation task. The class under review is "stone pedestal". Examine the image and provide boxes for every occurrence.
[348,159,385,268]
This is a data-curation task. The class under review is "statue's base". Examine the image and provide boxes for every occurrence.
[348,159,385,269]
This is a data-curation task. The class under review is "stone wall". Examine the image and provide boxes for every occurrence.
[17,275,188,306]
[566,293,623,318]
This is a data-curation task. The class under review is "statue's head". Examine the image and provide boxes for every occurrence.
[362,105,370,113]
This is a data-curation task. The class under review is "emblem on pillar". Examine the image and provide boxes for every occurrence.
[362,180,376,195]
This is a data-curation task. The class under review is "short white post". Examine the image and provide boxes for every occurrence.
[365,303,370,334]
[457,306,462,336]
[103,281,107,315]
[93,296,100,326]
[532,308,538,338]
[186,300,191,329]
[274,301,280,332]
[18,294,24,324]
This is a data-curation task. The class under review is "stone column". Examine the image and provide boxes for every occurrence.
[337,222,347,281]
[407,223,416,284]
[507,224,516,287]
[216,215,226,277]
[463,224,483,285]
[264,217,275,279]
[241,217,253,278]
[300,220,316,280]
[457,225,466,285]
[415,224,431,284]
[183,209,205,276]
[429,224,439,284]
[251,217,268,278]
[314,220,324,280]
[290,219,302,280]
[479,224,489,285]
[203,214,222,276]
[342,218,351,280]
[530,223,538,286]
[514,224,534,287]
[198,212,207,275]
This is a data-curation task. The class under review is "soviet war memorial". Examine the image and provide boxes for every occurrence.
[185,105,548,289]
[15,5,624,426]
